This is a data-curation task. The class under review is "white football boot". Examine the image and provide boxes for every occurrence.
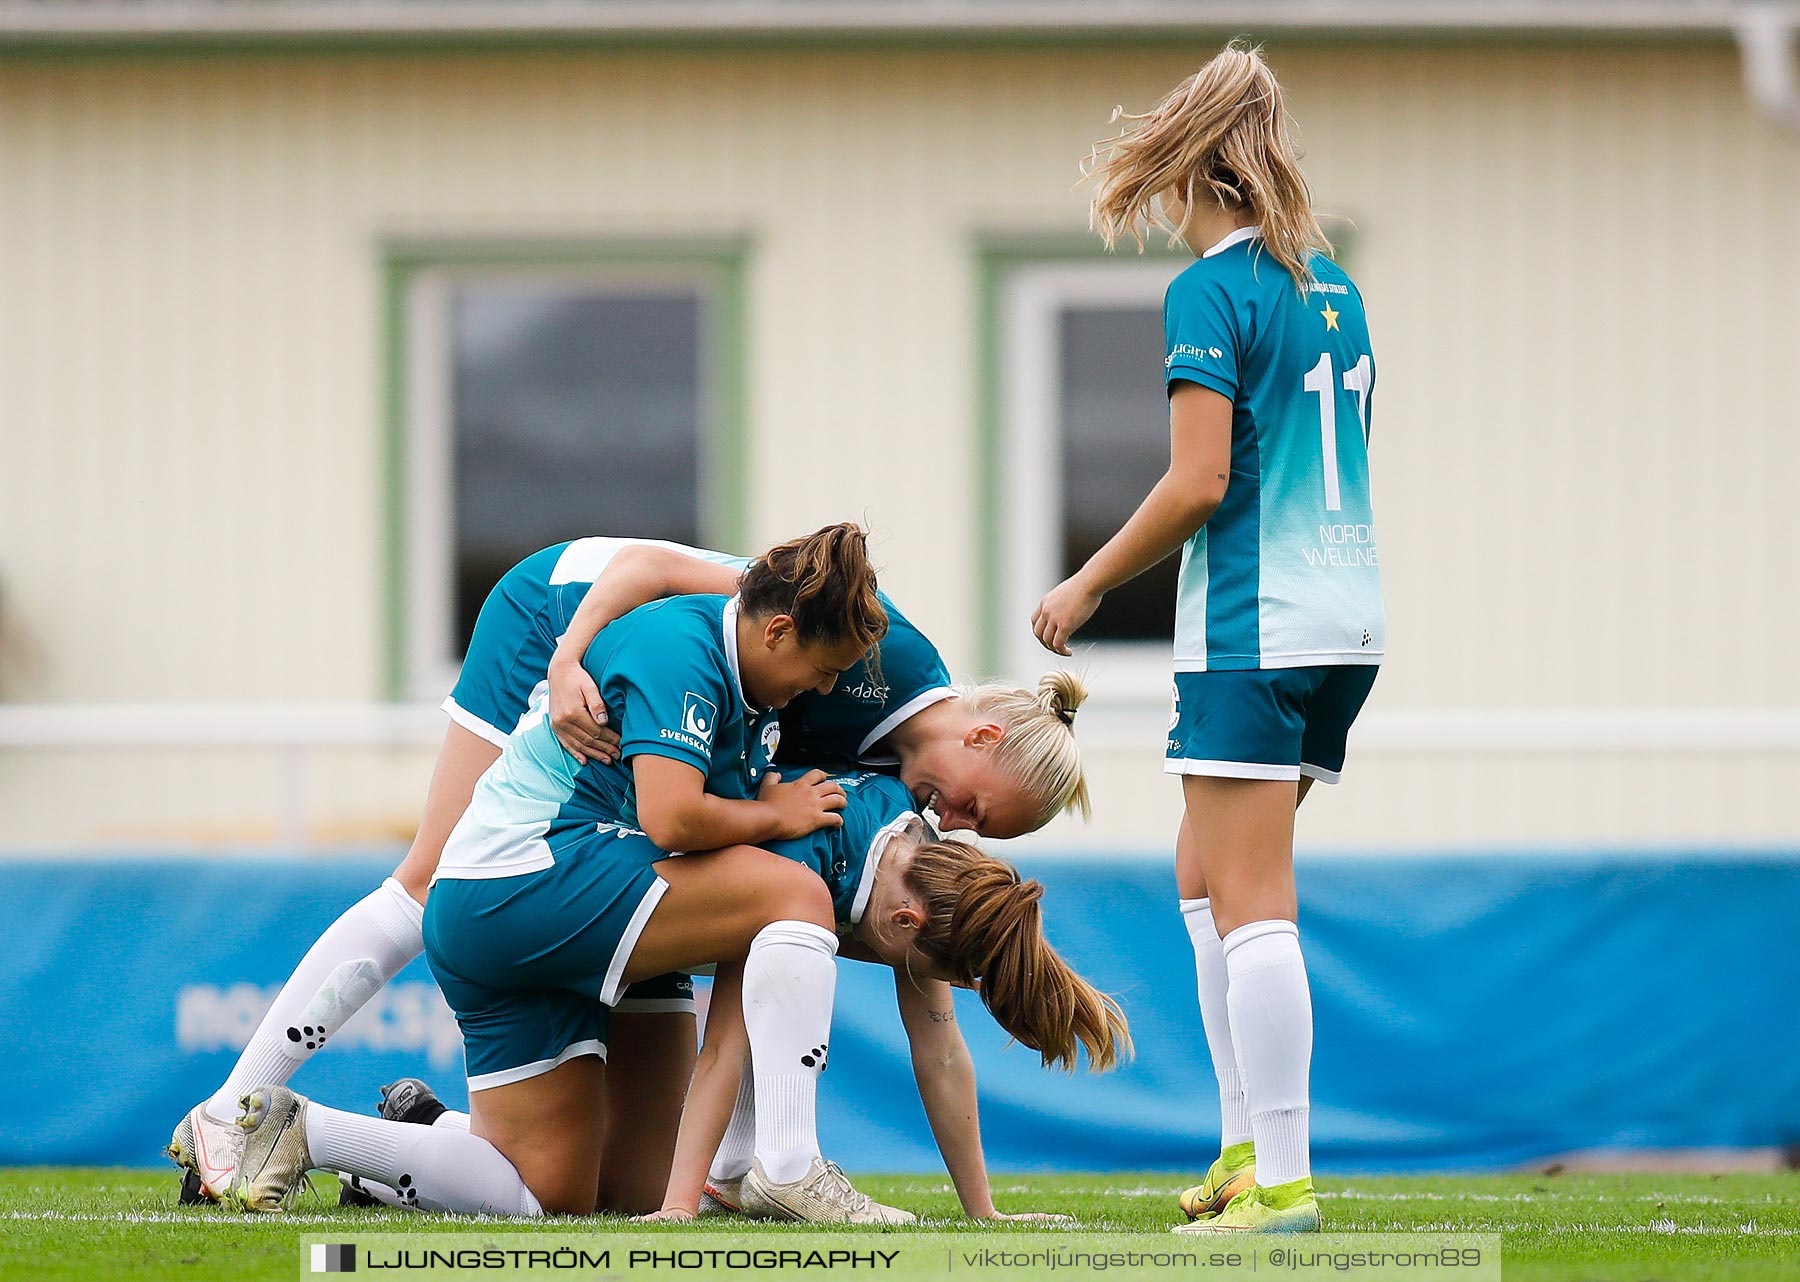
[229,1086,315,1213]
[699,1174,744,1215]
[740,1157,915,1225]
[167,1102,245,1204]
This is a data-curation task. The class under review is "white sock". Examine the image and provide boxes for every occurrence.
[305,1102,542,1216]
[708,1060,757,1184]
[434,1110,471,1132]
[1222,919,1313,1186]
[742,920,837,1185]
[1180,898,1252,1149]
[207,879,424,1119]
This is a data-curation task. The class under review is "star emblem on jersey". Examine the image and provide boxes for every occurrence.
[1320,303,1341,331]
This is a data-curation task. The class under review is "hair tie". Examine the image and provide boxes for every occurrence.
[1055,706,1076,727]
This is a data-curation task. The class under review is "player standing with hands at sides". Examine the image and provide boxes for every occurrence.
[1033,43,1383,1235]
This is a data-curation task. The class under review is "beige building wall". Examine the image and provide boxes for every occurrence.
[0,39,1795,851]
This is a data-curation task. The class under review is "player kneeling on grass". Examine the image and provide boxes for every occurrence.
[643,772,1128,1223]
[226,776,1128,1222]
[334,774,1128,1224]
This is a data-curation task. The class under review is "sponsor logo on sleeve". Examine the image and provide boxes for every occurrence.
[681,693,716,744]
[1165,342,1223,369]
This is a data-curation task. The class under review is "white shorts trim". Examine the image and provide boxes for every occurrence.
[1299,763,1344,785]
[611,998,697,1015]
[441,696,510,749]
[1172,653,1383,673]
[1164,758,1301,781]
[466,1039,607,1093]
[599,877,670,1006]
[857,687,958,757]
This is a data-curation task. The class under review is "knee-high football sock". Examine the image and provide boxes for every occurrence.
[1181,897,1252,1148]
[306,1103,542,1216]
[742,921,838,1185]
[207,879,423,1119]
[1222,919,1313,1186]
[708,1060,758,1184]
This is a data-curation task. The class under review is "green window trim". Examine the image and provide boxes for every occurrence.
[379,237,749,700]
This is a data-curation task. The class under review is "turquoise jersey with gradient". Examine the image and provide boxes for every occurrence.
[760,772,922,928]
[1164,228,1385,671]
[435,594,778,881]
[541,539,952,766]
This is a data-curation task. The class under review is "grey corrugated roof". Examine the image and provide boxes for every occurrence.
[1,0,1793,40]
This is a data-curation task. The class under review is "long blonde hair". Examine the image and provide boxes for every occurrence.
[1085,40,1330,291]
[905,838,1131,1072]
[960,671,1090,828]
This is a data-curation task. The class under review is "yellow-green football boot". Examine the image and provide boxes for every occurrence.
[1177,1140,1256,1220]
[1172,1176,1320,1234]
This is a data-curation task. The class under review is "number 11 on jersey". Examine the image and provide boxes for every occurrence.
[1303,352,1372,512]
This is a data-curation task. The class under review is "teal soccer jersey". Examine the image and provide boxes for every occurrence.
[436,594,778,881]
[760,772,922,928]
[1164,227,1385,671]
[776,597,953,767]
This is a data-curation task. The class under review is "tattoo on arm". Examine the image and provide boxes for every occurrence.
[928,1009,955,1023]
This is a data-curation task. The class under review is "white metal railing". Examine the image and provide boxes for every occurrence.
[1,702,1798,752]
[0,702,1795,847]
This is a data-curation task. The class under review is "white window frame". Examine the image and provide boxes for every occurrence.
[998,259,1185,708]
[403,264,720,702]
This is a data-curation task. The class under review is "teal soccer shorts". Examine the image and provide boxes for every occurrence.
[1165,665,1378,784]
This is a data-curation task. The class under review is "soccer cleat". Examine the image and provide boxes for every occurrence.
[338,1172,384,1208]
[178,1168,207,1206]
[378,1078,447,1127]
[699,1175,743,1215]
[166,1102,245,1204]
[1171,1178,1321,1234]
[229,1086,315,1214]
[740,1157,916,1225]
[1177,1140,1256,1220]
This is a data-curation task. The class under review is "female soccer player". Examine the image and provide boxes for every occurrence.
[1032,43,1383,1235]
[229,587,1123,1221]
[170,530,1088,1210]
[638,770,1128,1224]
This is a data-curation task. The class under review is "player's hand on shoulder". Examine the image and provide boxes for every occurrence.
[547,650,620,765]
[759,767,848,838]
[1033,575,1103,656]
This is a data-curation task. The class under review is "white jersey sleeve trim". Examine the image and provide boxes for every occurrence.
[857,687,957,758]
[466,1039,608,1092]
[1163,758,1301,781]
[441,696,510,749]
[847,812,920,926]
[599,877,670,1006]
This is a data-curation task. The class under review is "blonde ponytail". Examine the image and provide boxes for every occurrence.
[906,839,1132,1072]
[1085,40,1330,292]
[960,671,1090,827]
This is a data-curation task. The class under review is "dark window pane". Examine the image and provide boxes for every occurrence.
[451,286,702,653]
[1059,305,1177,642]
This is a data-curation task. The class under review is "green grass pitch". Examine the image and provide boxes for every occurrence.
[3,1168,1798,1282]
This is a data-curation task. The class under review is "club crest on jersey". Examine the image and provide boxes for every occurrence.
[680,693,717,746]
[759,719,781,759]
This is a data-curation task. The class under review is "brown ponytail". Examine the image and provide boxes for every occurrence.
[738,522,888,657]
[906,839,1131,1073]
